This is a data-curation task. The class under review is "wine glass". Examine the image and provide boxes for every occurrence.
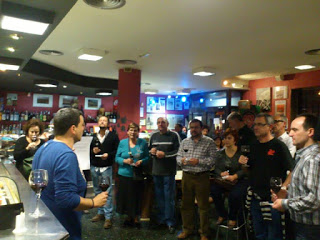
[29,169,48,218]
[99,176,111,193]
[241,145,250,167]
[270,177,282,194]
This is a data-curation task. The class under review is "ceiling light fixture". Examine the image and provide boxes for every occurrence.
[294,65,316,70]
[39,50,63,56]
[78,48,107,61]
[193,67,215,77]
[10,33,22,40]
[63,85,67,88]
[144,89,158,95]
[177,89,191,95]
[96,90,113,96]
[305,49,320,55]
[7,47,15,52]
[116,59,137,65]
[83,0,126,9]
[1,1,54,35]
[223,80,229,86]
[34,79,58,88]
[0,56,22,71]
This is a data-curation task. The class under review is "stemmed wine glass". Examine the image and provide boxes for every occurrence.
[99,176,111,193]
[270,177,282,194]
[241,145,250,167]
[29,169,48,218]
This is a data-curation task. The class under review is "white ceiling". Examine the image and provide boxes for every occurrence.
[32,0,320,94]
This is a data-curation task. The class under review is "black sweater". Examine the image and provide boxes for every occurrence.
[90,131,120,167]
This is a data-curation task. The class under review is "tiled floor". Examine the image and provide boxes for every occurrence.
[81,182,248,240]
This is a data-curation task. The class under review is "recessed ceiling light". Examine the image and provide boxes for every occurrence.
[116,59,137,65]
[10,33,22,40]
[193,67,215,77]
[80,92,83,95]
[1,16,49,35]
[7,47,15,52]
[144,89,158,94]
[96,90,113,96]
[223,80,229,86]
[294,65,316,70]
[0,63,19,71]
[305,49,320,55]
[17,73,21,77]
[39,50,64,56]
[34,79,58,88]
[78,48,107,61]
[63,85,67,88]
[83,0,126,9]
[232,83,236,87]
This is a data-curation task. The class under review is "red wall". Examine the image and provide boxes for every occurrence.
[242,69,320,123]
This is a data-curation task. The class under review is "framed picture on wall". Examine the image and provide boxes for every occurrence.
[175,98,182,110]
[166,98,174,110]
[6,93,18,106]
[146,114,164,130]
[275,100,286,116]
[33,94,53,108]
[273,86,288,99]
[166,114,185,129]
[59,95,78,108]
[183,101,190,110]
[256,87,271,111]
[146,97,165,113]
[85,97,101,110]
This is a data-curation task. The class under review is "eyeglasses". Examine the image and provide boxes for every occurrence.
[274,120,284,123]
[253,123,268,127]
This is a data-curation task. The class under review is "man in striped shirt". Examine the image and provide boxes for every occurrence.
[149,117,180,234]
[273,114,320,240]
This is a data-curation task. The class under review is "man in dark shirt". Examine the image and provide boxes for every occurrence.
[89,116,119,229]
[239,113,292,240]
[175,123,187,140]
[227,112,256,148]
[149,117,180,234]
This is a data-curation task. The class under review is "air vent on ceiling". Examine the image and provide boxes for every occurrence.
[83,0,126,9]
[116,60,137,65]
[39,50,63,56]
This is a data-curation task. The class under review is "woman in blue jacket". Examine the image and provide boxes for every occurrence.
[116,122,149,227]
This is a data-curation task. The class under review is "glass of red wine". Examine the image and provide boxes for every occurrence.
[99,176,111,193]
[241,145,250,167]
[29,169,48,218]
[270,177,282,194]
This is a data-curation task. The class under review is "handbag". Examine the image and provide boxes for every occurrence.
[128,140,144,181]
[212,177,237,191]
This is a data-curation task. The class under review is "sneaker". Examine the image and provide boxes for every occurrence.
[168,226,176,234]
[104,219,112,229]
[91,214,105,222]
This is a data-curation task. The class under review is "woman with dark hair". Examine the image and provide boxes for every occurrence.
[211,128,248,228]
[115,123,149,227]
[14,119,45,179]
[214,136,223,150]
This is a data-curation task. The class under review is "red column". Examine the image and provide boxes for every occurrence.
[117,68,141,140]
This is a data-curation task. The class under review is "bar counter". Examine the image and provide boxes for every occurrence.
[0,161,69,240]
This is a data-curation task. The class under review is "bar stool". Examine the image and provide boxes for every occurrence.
[214,201,249,240]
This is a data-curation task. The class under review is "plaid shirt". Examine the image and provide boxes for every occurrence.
[282,143,320,225]
[177,135,216,173]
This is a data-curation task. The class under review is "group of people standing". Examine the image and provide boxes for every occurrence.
[13,106,319,240]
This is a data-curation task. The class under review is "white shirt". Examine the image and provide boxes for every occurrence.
[278,132,296,158]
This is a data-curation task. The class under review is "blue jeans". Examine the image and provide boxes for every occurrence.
[90,166,113,219]
[153,175,176,226]
[294,221,320,240]
[250,198,282,240]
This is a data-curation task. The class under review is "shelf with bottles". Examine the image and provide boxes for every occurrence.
[0,110,52,122]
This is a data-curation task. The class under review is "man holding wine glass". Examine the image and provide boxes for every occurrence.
[238,113,292,240]
[89,116,119,229]
[32,108,108,240]
[272,114,320,240]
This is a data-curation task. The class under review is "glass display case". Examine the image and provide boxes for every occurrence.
[0,172,24,230]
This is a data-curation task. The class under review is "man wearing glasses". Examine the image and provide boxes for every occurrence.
[239,113,292,240]
[273,115,296,158]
